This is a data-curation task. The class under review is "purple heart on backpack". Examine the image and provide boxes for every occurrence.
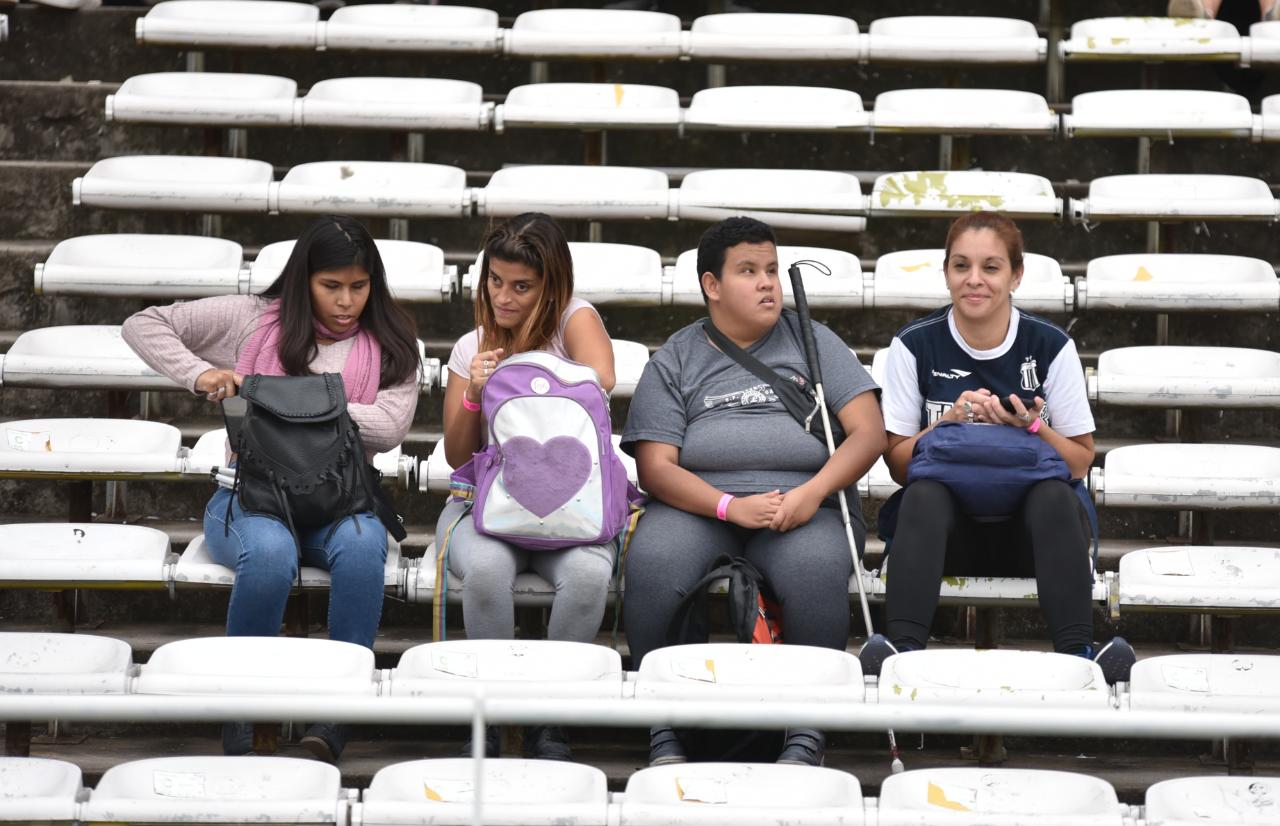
[501,435,592,518]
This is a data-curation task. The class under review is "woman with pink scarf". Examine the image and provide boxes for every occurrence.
[123,216,420,762]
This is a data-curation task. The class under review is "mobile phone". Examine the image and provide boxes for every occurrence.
[999,395,1037,414]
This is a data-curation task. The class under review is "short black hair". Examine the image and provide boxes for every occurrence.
[695,216,777,304]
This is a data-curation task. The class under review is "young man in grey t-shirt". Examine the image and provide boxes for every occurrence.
[621,216,886,767]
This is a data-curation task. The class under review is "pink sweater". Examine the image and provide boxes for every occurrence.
[122,294,418,455]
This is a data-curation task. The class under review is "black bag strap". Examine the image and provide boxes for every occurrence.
[666,555,766,646]
[701,317,842,446]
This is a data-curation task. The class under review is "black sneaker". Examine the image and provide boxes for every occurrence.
[222,722,254,756]
[648,727,687,767]
[777,728,825,766]
[1093,637,1136,685]
[462,726,501,759]
[300,723,347,764]
[523,726,573,761]
[858,634,900,679]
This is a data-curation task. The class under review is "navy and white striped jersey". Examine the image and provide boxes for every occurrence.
[881,306,1094,438]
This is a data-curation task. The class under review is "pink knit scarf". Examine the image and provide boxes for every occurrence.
[235,300,381,404]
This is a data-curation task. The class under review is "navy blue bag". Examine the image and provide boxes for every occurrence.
[879,421,1099,563]
[907,421,1068,517]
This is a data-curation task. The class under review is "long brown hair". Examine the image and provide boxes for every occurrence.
[474,213,575,355]
[943,211,1025,274]
[260,215,420,388]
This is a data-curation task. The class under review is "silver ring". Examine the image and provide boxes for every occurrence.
[962,401,973,423]
[1017,412,1034,423]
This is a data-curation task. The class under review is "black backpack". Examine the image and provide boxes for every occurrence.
[662,555,785,762]
[222,373,407,544]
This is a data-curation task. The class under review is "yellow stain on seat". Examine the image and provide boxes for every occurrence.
[675,778,685,800]
[1133,266,1154,282]
[900,261,932,273]
[424,784,443,802]
[705,659,717,682]
[614,84,625,107]
[927,781,972,812]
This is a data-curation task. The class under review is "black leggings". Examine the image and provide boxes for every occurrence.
[884,479,1094,655]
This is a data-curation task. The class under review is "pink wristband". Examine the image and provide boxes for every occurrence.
[1026,417,1042,434]
[460,395,481,412]
[716,493,734,522]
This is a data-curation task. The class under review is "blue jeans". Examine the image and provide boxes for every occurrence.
[203,486,388,648]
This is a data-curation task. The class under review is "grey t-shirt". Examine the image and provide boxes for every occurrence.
[622,312,878,511]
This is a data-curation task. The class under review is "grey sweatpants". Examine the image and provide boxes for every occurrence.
[437,498,615,642]
[622,500,858,667]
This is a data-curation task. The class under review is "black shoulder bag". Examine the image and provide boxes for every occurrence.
[222,373,407,545]
[702,311,845,447]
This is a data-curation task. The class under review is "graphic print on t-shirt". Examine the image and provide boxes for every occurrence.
[703,382,777,410]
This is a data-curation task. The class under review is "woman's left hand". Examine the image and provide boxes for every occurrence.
[770,482,824,533]
[976,393,1045,429]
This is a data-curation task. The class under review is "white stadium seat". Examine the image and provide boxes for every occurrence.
[0,632,133,694]
[867,16,1046,64]
[1061,16,1242,62]
[462,242,666,305]
[417,435,639,494]
[1129,654,1280,713]
[621,763,865,826]
[106,72,297,127]
[1255,93,1280,141]
[684,86,868,133]
[272,161,470,217]
[136,0,321,48]
[296,78,491,131]
[250,238,455,302]
[324,5,501,53]
[81,757,344,825]
[869,170,1061,219]
[1088,346,1280,407]
[496,83,681,132]
[477,165,670,220]
[73,156,274,213]
[1076,254,1280,312]
[570,242,666,306]
[0,326,172,390]
[1247,19,1280,65]
[1120,546,1280,613]
[878,650,1111,708]
[612,340,650,397]
[675,169,867,232]
[1070,174,1278,222]
[668,245,865,308]
[0,757,82,824]
[0,523,171,589]
[388,640,623,699]
[870,88,1056,135]
[35,234,244,298]
[859,455,899,502]
[0,418,183,477]
[869,249,1071,312]
[505,8,682,59]
[687,13,862,62]
[1093,444,1280,509]
[1064,89,1254,139]
[135,636,378,696]
[362,759,609,826]
[1145,776,1280,825]
[876,768,1124,826]
[0,16,7,43]
[174,533,402,592]
[633,643,864,703]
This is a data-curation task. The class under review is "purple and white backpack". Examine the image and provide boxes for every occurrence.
[450,351,639,550]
